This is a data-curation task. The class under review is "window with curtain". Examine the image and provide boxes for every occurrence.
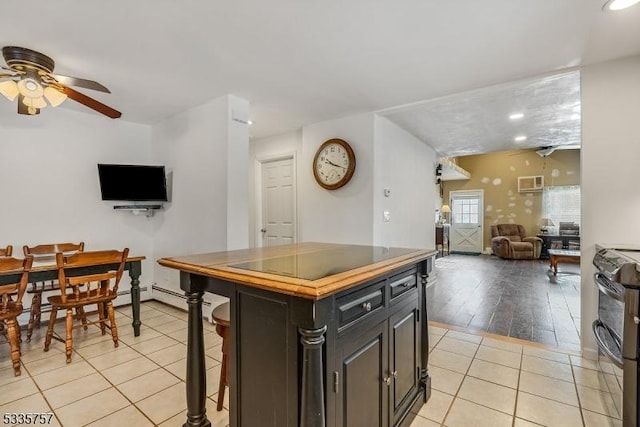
[542,185,581,228]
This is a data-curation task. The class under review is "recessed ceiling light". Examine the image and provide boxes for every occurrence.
[509,113,524,120]
[514,136,527,142]
[603,0,640,11]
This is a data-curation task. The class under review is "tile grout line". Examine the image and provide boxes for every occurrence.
[435,329,485,426]
[511,340,524,427]
[569,359,588,427]
[76,308,194,426]
[17,304,187,426]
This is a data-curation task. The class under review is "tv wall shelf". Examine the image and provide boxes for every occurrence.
[113,204,163,217]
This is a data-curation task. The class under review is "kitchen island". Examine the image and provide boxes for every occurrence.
[158,242,436,427]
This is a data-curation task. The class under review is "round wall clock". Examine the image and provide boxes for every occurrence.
[313,138,356,190]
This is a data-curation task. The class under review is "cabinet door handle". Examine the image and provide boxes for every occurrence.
[362,302,372,312]
[383,376,391,385]
[391,370,398,378]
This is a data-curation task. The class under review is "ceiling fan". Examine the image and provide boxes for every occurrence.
[0,46,121,119]
[508,144,581,157]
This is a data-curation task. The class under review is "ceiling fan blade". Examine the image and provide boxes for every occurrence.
[17,95,39,115]
[62,86,121,119]
[53,74,111,93]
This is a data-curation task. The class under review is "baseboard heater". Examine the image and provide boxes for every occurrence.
[151,284,212,308]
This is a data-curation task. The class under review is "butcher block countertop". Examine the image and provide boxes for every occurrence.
[157,242,436,300]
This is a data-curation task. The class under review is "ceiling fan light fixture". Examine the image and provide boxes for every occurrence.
[22,95,47,109]
[603,0,640,10]
[0,79,19,101]
[43,86,67,107]
[17,77,44,98]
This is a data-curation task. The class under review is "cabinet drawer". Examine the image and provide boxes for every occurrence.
[337,281,384,328]
[389,269,417,302]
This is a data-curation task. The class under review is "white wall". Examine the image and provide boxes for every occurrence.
[0,105,154,310]
[581,55,640,358]
[249,130,300,247]
[373,116,436,248]
[227,96,251,250]
[151,95,250,308]
[252,114,437,250]
[299,113,376,245]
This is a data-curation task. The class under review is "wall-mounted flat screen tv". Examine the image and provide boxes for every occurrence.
[98,164,168,202]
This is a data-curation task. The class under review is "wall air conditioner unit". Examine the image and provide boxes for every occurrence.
[518,175,544,192]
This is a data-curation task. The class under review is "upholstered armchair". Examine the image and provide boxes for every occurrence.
[491,224,542,260]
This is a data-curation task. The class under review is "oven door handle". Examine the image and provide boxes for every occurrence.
[592,319,624,368]
[594,273,625,302]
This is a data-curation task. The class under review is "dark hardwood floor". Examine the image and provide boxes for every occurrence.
[426,254,581,352]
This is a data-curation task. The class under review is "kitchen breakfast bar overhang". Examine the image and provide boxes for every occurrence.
[158,242,436,427]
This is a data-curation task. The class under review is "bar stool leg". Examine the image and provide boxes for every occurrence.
[216,324,229,411]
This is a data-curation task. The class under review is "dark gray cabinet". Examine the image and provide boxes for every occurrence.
[390,303,420,425]
[335,320,388,427]
[333,269,424,427]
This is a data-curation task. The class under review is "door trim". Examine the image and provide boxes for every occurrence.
[254,153,297,248]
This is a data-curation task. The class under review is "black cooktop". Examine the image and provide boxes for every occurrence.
[230,245,417,280]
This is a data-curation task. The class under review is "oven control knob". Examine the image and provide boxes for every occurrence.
[634,316,640,325]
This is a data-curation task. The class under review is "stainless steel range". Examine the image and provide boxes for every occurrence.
[593,246,640,427]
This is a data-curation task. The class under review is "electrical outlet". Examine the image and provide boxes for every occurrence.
[383,211,390,222]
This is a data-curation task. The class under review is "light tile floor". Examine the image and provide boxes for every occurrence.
[0,301,623,426]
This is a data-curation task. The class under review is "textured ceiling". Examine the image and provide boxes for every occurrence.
[379,71,581,157]
[0,0,639,148]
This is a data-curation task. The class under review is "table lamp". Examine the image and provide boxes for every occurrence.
[540,217,554,234]
[441,204,451,224]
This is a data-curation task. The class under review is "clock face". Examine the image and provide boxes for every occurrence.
[313,139,356,190]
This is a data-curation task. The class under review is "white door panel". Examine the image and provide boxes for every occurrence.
[261,158,296,247]
[450,190,483,254]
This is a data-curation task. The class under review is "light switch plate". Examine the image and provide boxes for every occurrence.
[383,211,390,222]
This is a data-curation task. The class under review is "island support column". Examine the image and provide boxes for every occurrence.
[182,273,211,427]
[128,261,142,336]
[299,325,328,427]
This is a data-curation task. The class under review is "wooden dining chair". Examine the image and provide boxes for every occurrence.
[23,242,84,342]
[44,248,128,363]
[0,255,33,376]
[0,246,14,339]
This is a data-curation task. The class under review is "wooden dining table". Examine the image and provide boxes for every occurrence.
[0,254,146,336]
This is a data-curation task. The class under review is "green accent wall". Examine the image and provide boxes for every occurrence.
[442,149,580,252]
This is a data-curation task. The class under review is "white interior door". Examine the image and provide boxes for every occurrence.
[449,190,483,254]
[261,158,295,247]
